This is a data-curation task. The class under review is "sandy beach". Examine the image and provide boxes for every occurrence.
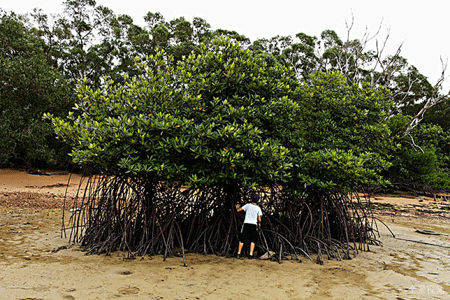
[1,169,450,299]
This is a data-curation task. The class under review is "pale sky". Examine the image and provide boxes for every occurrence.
[2,0,449,92]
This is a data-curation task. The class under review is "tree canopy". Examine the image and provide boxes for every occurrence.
[49,38,298,189]
[2,0,449,190]
[0,11,74,168]
[48,37,396,193]
[46,37,388,260]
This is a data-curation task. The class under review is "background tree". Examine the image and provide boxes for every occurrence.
[31,0,123,88]
[143,12,250,63]
[385,114,450,190]
[0,11,75,168]
[250,33,319,82]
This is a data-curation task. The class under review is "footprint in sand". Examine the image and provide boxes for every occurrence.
[117,270,133,275]
[117,286,140,295]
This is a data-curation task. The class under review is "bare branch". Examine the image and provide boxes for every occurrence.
[344,11,355,43]
[400,61,448,137]
[405,134,424,153]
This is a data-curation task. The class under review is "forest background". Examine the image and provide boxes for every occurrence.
[1,0,450,192]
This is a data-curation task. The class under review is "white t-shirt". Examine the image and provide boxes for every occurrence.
[242,203,262,225]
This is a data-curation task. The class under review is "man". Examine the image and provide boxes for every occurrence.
[235,194,262,259]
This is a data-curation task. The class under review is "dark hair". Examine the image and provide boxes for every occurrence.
[251,194,260,203]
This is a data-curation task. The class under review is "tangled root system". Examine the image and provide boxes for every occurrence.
[63,174,379,264]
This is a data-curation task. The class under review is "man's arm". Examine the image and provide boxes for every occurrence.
[258,215,262,227]
[235,204,243,212]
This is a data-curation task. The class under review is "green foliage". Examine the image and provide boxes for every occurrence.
[48,38,298,188]
[297,71,393,152]
[296,149,389,191]
[422,97,450,131]
[5,2,448,191]
[250,33,319,81]
[143,13,250,63]
[385,116,450,189]
[410,124,450,188]
[32,0,134,88]
[49,38,397,193]
[387,146,438,184]
[290,71,394,191]
[0,11,75,168]
[31,1,250,89]
[250,29,441,121]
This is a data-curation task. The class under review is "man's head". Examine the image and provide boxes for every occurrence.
[251,194,260,204]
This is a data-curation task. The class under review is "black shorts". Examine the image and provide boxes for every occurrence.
[239,223,258,244]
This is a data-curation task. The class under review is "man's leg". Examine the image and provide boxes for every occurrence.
[249,242,255,256]
[248,224,257,258]
[237,242,244,256]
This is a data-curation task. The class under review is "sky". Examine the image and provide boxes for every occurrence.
[2,0,449,92]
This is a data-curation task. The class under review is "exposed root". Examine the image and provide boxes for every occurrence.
[63,175,379,264]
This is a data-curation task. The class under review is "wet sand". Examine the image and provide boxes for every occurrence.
[1,169,450,299]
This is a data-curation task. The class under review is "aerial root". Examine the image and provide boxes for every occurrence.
[63,175,379,264]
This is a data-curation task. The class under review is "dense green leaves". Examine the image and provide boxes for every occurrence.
[48,37,397,193]
[290,71,394,191]
[298,72,393,153]
[0,11,74,168]
[49,39,299,188]
[385,115,450,189]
